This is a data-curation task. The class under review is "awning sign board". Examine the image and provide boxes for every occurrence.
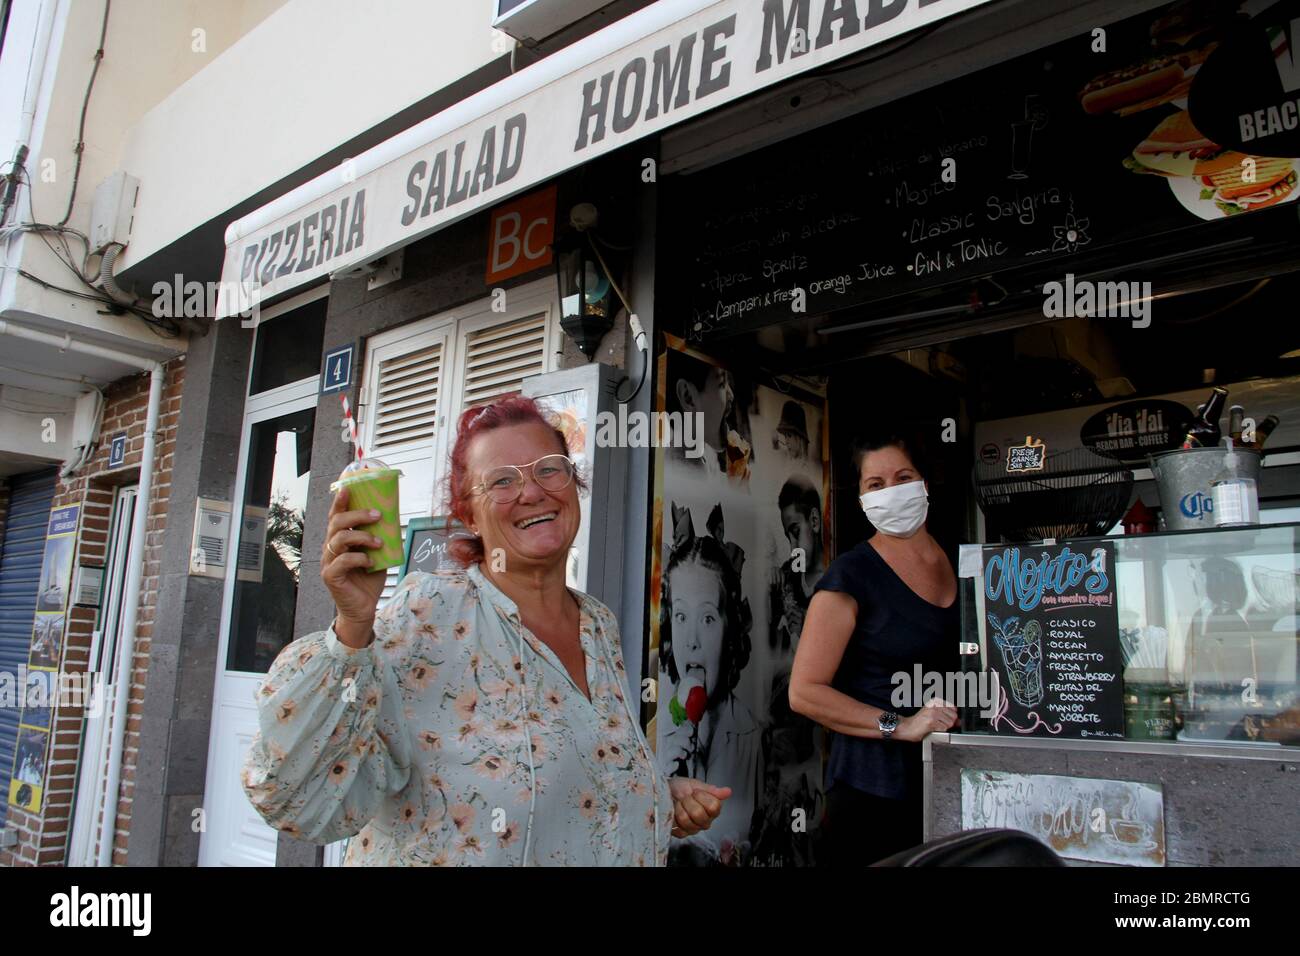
[217,0,996,317]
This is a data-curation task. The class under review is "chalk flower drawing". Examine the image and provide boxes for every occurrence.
[1051,212,1092,254]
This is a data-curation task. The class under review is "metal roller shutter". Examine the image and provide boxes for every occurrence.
[0,468,57,827]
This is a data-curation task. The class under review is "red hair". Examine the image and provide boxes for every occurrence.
[444,394,583,566]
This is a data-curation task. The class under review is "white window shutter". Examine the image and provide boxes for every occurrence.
[458,313,549,409]
[370,341,444,456]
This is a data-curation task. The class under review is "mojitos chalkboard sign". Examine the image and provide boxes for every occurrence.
[982,542,1124,738]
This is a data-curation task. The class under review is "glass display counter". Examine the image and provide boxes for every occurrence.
[961,523,1300,748]
[929,526,1300,865]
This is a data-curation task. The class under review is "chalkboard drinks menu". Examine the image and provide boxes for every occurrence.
[981,541,1125,738]
[668,0,1299,343]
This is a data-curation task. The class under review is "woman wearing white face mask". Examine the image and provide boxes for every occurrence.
[789,435,959,865]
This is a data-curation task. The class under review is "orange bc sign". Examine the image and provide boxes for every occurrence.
[486,185,556,284]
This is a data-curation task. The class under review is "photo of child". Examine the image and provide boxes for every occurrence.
[664,348,755,483]
[657,501,760,865]
[652,336,830,867]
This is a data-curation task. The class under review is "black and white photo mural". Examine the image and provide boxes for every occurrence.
[648,335,830,866]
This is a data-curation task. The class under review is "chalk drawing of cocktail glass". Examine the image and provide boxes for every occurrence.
[1008,97,1047,181]
[1008,121,1033,180]
[988,614,1044,707]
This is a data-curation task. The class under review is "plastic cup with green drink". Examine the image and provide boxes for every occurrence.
[330,458,404,573]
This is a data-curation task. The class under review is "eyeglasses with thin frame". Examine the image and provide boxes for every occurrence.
[469,454,576,503]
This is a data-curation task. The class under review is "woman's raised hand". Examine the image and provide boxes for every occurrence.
[321,486,389,646]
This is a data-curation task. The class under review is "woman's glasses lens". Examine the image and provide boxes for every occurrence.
[482,455,574,502]
[483,470,521,503]
[534,455,575,490]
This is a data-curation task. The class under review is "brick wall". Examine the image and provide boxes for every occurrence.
[0,355,185,866]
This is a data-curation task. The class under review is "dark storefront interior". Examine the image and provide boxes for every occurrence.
[820,277,1300,558]
[656,0,1300,560]
[652,276,1300,582]
[647,0,1300,866]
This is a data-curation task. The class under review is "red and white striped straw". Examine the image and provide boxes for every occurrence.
[339,393,364,461]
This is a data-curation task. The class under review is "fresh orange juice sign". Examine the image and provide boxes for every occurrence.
[486,185,555,284]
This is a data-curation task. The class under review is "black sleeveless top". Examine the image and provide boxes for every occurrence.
[813,539,959,800]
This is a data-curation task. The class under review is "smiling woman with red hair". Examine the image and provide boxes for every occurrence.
[242,395,731,866]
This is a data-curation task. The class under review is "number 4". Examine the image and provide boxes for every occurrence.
[332,358,343,383]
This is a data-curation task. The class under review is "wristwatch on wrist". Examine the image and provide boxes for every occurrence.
[878,711,900,739]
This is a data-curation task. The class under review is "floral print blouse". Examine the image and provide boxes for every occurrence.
[242,563,672,866]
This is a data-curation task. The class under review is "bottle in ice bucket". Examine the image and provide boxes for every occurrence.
[330,458,404,572]
[1181,387,1227,448]
[1211,438,1258,528]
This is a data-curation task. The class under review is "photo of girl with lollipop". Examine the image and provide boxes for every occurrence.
[658,501,761,865]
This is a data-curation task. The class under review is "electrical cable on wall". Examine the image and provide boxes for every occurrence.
[58,0,112,227]
[1,163,180,337]
[0,147,29,222]
[0,360,96,386]
[0,0,182,338]
[0,403,63,416]
[614,315,649,404]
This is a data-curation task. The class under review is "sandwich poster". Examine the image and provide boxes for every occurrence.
[1082,0,1300,220]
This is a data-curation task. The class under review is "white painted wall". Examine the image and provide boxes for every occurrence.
[1,0,290,354]
[0,385,74,468]
[117,0,507,269]
[2,0,290,196]
[2,0,503,366]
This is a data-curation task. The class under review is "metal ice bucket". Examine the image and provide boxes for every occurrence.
[1148,447,1261,531]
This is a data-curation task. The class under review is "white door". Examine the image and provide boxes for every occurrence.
[199,376,318,866]
[68,485,137,866]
